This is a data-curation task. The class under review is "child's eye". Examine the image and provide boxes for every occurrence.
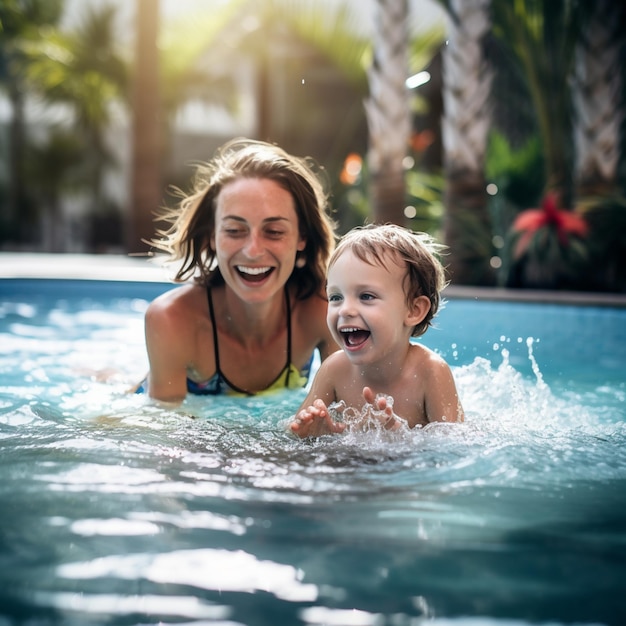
[328,293,342,303]
[360,293,376,301]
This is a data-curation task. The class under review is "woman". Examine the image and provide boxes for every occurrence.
[138,138,338,403]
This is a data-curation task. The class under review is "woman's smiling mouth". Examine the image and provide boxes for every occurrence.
[236,265,274,282]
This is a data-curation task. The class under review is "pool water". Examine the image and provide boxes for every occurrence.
[1,279,625,626]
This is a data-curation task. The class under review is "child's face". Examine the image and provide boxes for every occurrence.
[326,249,419,363]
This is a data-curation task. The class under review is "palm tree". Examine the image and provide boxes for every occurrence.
[572,0,626,291]
[190,0,369,156]
[440,0,495,285]
[26,130,87,252]
[129,0,444,242]
[145,0,370,225]
[365,0,412,226]
[128,0,161,253]
[491,0,612,290]
[0,0,64,242]
[492,0,579,201]
[572,0,624,198]
[21,3,127,249]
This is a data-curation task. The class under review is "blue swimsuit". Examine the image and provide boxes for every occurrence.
[186,285,311,396]
[137,286,312,397]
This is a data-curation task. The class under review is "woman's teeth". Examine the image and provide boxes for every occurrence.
[237,266,272,275]
[236,266,273,282]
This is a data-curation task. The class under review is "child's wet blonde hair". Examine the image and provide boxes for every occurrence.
[329,223,447,337]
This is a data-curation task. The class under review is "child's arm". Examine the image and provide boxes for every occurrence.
[290,398,346,438]
[424,356,464,423]
[289,355,346,438]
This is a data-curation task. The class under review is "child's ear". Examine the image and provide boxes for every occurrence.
[405,295,431,327]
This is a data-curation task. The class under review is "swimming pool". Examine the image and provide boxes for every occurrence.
[1,277,625,626]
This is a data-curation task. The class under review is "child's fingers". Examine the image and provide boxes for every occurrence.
[362,386,375,404]
[313,398,326,410]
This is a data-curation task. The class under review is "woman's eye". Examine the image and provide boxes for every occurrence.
[224,228,245,237]
[265,229,285,238]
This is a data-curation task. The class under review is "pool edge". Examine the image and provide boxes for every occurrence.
[444,285,626,307]
[2,252,626,307]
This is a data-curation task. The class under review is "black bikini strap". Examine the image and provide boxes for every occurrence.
[285,284,292,388]
[206,287,221,374]
[207,284,293,391]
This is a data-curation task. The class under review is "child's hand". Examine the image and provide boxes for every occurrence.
[362,387,405,431]
[290,399,347,438]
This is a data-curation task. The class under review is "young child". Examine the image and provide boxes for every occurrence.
[289,223,464,438]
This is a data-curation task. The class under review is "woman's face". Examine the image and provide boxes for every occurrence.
[211,177,305,303]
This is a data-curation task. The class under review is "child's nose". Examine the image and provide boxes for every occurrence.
[338,298,357,317]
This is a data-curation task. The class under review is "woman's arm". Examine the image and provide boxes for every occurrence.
[144,296,191,404]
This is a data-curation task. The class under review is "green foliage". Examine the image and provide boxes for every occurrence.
[486,130,544,210]
[491,0,579,194]
[25,128,88,195]
[408,23,445,74]
[487,0,626,291]
[486,130,593,288]
[0,0,65,246]
[335,160,445,237]
[577,195,626,291]
[405,169,445,235]
[505,224,589,289]
[0,0,63,41]
[281,0,370,91]
[19,5,126,132]
[159,0,247,121]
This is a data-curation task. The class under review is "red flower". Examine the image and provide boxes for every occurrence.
[512,192,588,258]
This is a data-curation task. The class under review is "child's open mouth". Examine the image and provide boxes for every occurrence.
[340,327,370,347]
[236,266,274,283]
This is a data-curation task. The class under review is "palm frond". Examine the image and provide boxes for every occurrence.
[279,0,370,91]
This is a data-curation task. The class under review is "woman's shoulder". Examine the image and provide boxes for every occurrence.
[291,288,337,353]
[291,288,327,320]
[146,283,207,325]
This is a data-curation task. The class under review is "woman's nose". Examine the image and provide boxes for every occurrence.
[243,232,263,258]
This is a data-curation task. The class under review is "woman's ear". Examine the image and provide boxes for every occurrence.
[405,295,431,328]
